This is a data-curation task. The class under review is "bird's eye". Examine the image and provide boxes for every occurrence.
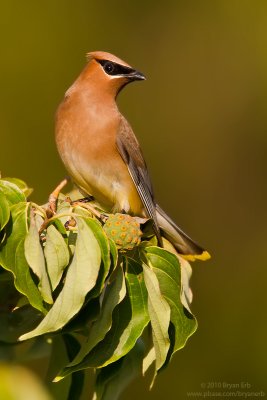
[104,62,115,74]
[97,59,135,77]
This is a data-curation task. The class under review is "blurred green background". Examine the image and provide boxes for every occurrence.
[1,0,267,398]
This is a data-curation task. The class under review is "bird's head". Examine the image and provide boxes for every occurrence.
[82,51,146,97]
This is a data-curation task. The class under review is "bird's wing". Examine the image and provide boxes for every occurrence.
[116,116,162,242]
[116,117,210,260]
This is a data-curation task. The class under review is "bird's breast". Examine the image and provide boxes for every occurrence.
[55,97,143,215]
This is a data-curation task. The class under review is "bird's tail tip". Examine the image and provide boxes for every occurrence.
[156,205,211,262]
[181,250,211,262]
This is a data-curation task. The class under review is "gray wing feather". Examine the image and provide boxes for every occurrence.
[116,117,162,243]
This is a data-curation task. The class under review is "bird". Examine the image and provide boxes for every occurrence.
[55,51,210,261]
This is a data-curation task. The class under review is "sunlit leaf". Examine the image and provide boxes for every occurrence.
[24,213,53,304]
[84,218,110,295]
[74,209,111,298]
[145,247,197,359]
[0,203,45,313]
[162,237,194,311]
[0,179,26,205]
[44,224,70,291]
[142,262,170,371]
[19,216,102,340]
[2,177,33,197]
[0,191,10,231]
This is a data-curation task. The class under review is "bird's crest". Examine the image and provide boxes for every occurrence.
[86,51,131,68]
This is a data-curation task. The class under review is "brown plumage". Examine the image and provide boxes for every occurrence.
[55,51,210,261]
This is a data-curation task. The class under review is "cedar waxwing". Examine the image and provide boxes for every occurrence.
[55,51,210,261]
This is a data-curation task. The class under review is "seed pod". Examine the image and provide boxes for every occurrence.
[103,213,142,250]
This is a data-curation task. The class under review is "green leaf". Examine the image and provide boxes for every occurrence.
[62,266,126,372]
[2,177,33,197]
[161,237,194,312]
[74,208,109,260]
[93,339,145,400]
[142,262,170,371]
[52,218,68,240]
[0,203,45,313]
[0,191,10,231]
[73,208,111,299]
[19,216,102,340]
[139,235,158,249]
[0,179,26,205]
[82,216,110,297]
[56,257,149,379]
[44,224,70,291]
[91,257,149,367]
[24,213,53,304]
[145,247,197,358]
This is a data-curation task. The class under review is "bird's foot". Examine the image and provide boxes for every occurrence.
[72,196,94,204]
[71,200,108,223]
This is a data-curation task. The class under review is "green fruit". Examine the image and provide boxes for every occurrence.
[103,213,142,250]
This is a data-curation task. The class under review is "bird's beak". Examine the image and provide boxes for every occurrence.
[128,69,146,81]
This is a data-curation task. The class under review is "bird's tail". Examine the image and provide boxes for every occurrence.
[156,205,210,261]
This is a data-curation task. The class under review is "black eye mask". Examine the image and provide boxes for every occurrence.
[96,59,135,76]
